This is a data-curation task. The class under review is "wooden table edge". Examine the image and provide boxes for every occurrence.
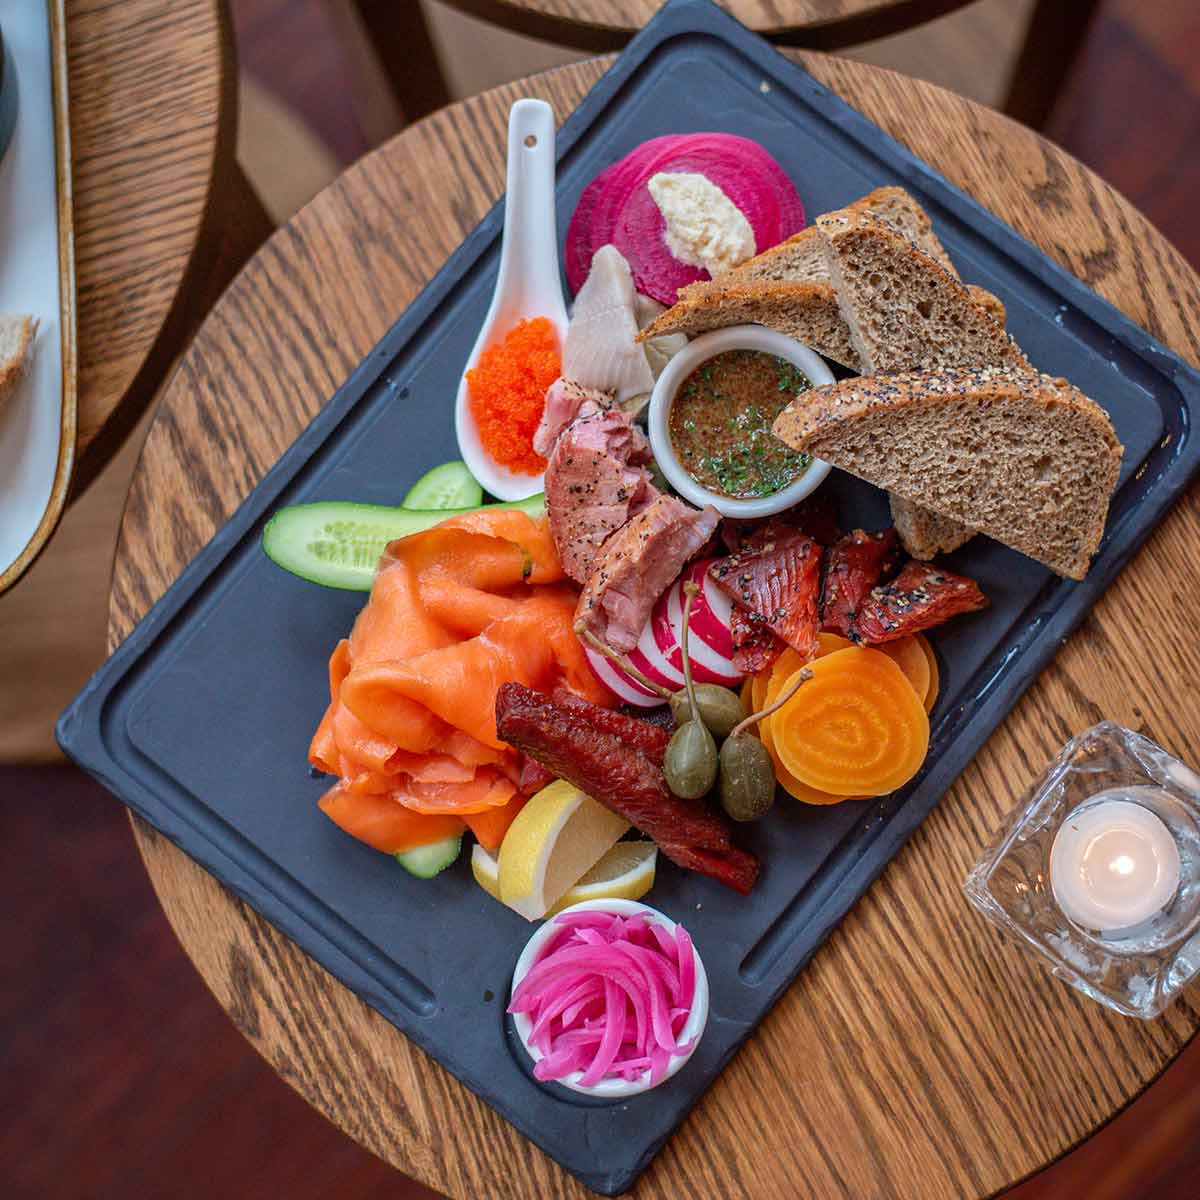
[69,0,241,498]
[436,0,980,52]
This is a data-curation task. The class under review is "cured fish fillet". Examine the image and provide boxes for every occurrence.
[311,511,614,851]
[496,683,760,894]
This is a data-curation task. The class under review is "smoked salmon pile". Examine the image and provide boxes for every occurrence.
[309,510,613,856]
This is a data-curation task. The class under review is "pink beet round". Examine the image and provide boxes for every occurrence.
[564,133,805,303]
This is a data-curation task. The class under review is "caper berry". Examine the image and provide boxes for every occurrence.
[670,684,746,741]
[718,732,777,821]
[664,718,719,799]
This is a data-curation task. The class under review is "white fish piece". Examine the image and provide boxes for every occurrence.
[620,294,690,416]
[564,245,657,404]
[634,293,689,380]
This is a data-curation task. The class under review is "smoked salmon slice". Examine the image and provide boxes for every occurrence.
[310,511,611,847]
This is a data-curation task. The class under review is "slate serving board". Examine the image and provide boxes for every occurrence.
[58,1,1200,1193]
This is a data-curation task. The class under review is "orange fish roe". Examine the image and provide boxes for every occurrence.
[466,317,560,476]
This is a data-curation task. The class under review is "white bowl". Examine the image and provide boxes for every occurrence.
[647,325,835,518]
[510,898,709,1099]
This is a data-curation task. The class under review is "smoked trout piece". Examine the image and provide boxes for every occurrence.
[820,528,901,639]
[853,560,988,645]
[709,531,823,662]
[495,683,760,894]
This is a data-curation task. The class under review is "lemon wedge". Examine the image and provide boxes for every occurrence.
[497,779,629,920]
[547,841,657,913]
[470,843,502,901]
[474,840,658,915]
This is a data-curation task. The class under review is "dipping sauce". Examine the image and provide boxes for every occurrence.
[668,349,811,499]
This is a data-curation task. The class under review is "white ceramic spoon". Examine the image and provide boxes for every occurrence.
[454,99,567,501]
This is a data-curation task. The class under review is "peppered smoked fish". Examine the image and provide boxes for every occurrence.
[853,560,988,644]
[821,528,901,639]
[554,691,672,760]
[495,683,760,894]
[710,531,823,662]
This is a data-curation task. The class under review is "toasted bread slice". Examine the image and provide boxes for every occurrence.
[817,204,1031,558]
[817,209,1029,376]
[772,369,1123,580]
[0,314,38,409]
[637,279,860,369]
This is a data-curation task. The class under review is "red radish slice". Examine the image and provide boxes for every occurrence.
[583,645,663,707]
[627,619,686,693]
[679,560,736,658]
[581,558,744,701]
[661,582,742,685]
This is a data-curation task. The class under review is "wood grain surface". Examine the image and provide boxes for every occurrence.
[108,54,1200,1200]
[67,0,245,492]
[438,0,978,51]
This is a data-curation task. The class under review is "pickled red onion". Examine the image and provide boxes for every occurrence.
[510,910,699,1088]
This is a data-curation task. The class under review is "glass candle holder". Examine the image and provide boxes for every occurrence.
[963,721,1200,1019]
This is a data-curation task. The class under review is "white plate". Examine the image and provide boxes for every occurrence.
[0,0,75,592]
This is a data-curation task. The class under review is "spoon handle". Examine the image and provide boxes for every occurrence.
[495,99,568,329]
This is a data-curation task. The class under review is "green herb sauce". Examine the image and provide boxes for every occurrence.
[669,349,812,499]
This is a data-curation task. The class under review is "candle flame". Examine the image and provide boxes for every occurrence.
[1110,854,1137,877]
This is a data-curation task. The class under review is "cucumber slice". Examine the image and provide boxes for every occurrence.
[395,834,463,879]
[403,460,483,511]
[263,493,545,590]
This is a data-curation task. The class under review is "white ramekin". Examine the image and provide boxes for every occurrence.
[510,898,709,1099]
[648,324,835,518]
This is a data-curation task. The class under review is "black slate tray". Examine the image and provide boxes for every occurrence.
[58,1,1200,1193]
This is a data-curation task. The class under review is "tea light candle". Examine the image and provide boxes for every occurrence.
[1050,797,1181,933]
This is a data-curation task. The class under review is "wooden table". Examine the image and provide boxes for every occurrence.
[108,54,1200,1200]
[69,0,269,495]
[434,0,978,50]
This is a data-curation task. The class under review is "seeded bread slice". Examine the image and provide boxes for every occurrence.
[772,369,1124,580]
[817,206,1033,559]
[0,314,38,409]
[641,184,1007,368]
[637,279,860,369]
[817,209,1030,376]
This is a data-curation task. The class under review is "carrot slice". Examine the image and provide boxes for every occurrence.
[318,785,464,854]
[917,634,940,714]
[772,647,929,797]
[463,795,528,855]
[878,635,931,705]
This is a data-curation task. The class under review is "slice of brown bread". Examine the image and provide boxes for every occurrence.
[772,368,1124,579]
[641,187,1007,381]
[637,279,860,369]
[818,205,1033,559]
[688,224,830,290]
[709,187,959,286]
[888,499,974,559]
[817,209,1030,376]
[0,314,37,409]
